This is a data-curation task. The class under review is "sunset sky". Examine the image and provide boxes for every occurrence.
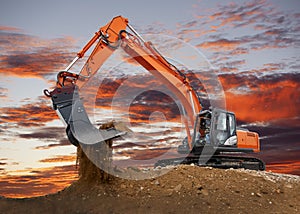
[0,0,299,198]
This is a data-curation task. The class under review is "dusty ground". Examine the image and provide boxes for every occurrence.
[0,165,299,214]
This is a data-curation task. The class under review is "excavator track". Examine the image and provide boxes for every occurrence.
[155,155,265,171]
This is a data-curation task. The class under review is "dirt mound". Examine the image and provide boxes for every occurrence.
[0,164,299,214]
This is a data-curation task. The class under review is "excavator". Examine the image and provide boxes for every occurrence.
[44,16,265,171]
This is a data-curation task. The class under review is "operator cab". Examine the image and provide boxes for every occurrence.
[210,108,237,146]
[178,108,238,154]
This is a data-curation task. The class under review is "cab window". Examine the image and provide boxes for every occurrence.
[216,112,227,131]
[228,114,236,136]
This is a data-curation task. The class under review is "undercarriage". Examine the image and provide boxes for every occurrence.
[155,154,265,171]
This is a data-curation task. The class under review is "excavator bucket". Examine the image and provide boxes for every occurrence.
[50,86,126,147]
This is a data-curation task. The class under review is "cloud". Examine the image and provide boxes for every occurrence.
[0,102,58,127]
[0,165,77,198]
[208,0,269,28]
[16,126,74,149]
[180,0,300,59]
[18,127,63,139]
[39,155,76,163]
[0,27,76,79]
[0,26,22,32]
[220,72,300,123]
[35,139,71,150]
[197,38,243,51]
[0,52,73,79]
[0,162,7,166]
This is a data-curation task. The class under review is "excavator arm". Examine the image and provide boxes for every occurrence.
[44,16,201,148]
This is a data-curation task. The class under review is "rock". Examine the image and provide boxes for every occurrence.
[154,180,160,185]
[285,184,293,189]
[167,189,173,196]
[187,175,194,179]
[197,186,209,196]
[174,184,182,192]
[201,189,209,196]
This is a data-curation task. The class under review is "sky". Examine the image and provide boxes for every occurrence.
[0,0,299,198]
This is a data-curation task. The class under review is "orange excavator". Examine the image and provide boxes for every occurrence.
[44,16,265,170]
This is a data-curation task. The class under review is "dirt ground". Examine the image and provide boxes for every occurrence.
[0,164,299,214]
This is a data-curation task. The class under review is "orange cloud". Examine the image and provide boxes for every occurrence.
[0,27,76,79]
[0,26,22,32]
[220,74,300,123]
[0,102,58,127]
[39,155,76,163]
[0,52,74,79]
[197,39,242,51]
[0,165,77,198]
[225,88,298,123]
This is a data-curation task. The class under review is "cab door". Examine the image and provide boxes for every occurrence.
[210,108,236,146]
